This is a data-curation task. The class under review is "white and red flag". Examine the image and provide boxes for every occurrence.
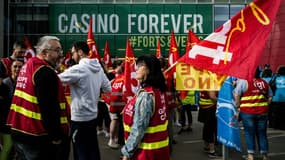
[24,37,35,62]
[179,0,281,80]
[123,38,139,100]
[87,17,100,59]
[103,40,112,69]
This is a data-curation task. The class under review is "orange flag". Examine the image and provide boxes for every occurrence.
[103,40,112,69]
[87,17,100,59]
[24,37,35,62]
[123,38,138,100]
[156,39,162,58]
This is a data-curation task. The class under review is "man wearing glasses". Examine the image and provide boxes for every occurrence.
[6,36,70,160]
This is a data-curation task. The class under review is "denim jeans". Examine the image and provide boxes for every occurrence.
[240,112,268,154]
[71,118,101,160]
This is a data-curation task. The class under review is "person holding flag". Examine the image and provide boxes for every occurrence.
[234,68,273,160]
[121,55,169,160]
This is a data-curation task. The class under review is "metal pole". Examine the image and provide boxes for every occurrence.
[222,145,229,160]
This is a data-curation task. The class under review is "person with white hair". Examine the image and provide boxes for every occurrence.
[6,36,70,160]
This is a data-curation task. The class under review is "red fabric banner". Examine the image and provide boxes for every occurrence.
[179,0,281,80]
[123,38,138,100]
[24,37,35,62]
[103,40,112,69]
[185,29,200,54]
[87,17,100,59]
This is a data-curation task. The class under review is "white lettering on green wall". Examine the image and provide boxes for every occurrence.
[58,13,204,34]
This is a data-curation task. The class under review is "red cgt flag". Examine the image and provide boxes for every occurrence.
[185,29,200,54]
[168,31,180,67]
[62,51,72,67]
[156,39,163,58]
[179,0,281,80]
[123,38,139,100]
[87,17,100,59]
[164,31,180,79]
[103,40,112,69]
[24,37,35,62]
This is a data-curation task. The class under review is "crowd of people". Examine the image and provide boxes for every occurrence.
[0,36,284,160]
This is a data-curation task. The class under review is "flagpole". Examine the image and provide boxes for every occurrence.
[163,61,178,74]
[222,145,229,160]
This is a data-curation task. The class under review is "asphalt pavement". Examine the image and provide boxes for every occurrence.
[97,111,285,160]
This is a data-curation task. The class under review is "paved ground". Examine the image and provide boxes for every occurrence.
[97,111,285,160]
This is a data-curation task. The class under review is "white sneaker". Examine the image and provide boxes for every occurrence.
[108,139,119,149]
[104,131,110,138]
[97,130,105,136]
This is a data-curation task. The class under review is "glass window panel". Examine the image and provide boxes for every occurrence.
[164,0,180,3]
[214,5,229,29]
[49,0,66,2]
[230,5,244,17]
[230,0,245,3]
[133,0,146,3]
[197,0,212,3]
[181,0,197,3]
[215,0,229,3]
[148,0,164,3]
[116,0,131,3]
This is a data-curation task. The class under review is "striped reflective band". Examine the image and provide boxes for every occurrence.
[241,95,265,101]
[240,102,268,107]
[124,120,168,133]
[138,137,169,150]
[10,104,68,124]
[14,90,38,104]
[10,104,41,120]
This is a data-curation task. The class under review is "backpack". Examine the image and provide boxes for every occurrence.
[269,76,277,95]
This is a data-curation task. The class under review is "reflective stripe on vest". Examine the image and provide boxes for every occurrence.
[123,120,168,134]
[13,90,68,124]
[240,95,268,108]
[138,137,169,150]
[199,97,214,105]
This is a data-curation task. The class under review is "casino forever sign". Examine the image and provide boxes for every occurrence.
[49,4,212,57]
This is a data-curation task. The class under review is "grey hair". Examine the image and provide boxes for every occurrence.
[35,36,60,54]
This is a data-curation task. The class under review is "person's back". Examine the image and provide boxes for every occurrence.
[60,58,110,121]
[58,41,111,160]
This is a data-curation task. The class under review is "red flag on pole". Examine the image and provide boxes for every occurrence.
[165,31,180,79]
[103,40,112,69]
[87,17,100,59]
[168,31,180,67]
[62,51,72,67]
[123,38,138,100]
[24,37,35,62]
[185,29,200,54]
[179,0,281,80]
[156,39,162,58]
